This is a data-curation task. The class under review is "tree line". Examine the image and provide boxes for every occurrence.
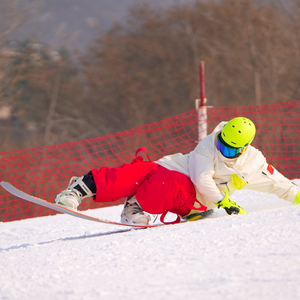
[0,0,300,152]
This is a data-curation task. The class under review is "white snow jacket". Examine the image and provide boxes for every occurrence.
[156,121,298,210]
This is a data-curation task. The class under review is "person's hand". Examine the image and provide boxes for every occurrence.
[217,193,246,215]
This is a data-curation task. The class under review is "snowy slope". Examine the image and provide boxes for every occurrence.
[1,184,300,300]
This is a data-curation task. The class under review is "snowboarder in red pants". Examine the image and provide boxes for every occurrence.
[55,117,300,225]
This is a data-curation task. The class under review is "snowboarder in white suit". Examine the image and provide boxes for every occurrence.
[157,116,300,216]
[56,117,300,225]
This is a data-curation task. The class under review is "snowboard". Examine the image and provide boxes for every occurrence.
[0,181,174,228]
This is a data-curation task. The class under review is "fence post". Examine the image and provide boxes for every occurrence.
[195,61,207,142]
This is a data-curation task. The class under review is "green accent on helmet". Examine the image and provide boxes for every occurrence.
[221,117,256,148]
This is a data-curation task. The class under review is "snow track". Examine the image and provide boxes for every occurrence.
[1,187,300,300]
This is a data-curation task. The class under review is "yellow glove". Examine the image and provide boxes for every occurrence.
[231,174,247,190]
[294,191,300,205]
[217,193,246,215]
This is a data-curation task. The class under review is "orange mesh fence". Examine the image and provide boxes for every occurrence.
[1,100,300,222]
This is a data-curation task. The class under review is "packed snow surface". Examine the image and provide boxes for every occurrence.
[1,181,300,300]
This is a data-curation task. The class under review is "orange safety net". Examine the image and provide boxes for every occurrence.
[1,100,300,222]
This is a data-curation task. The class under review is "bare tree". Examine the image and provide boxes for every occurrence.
[3,0,300,151]
[0,0,43,45]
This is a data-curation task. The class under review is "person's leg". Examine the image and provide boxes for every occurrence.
[120,194,151,225]
[55,162,158,213]
[55,162,207,225]
[135,166,207,223]
[55,171,96,210]
[91,162,158,202]
[92,162,159,225]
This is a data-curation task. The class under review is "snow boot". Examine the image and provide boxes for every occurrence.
[121,195,151,226]
[55,172,96,210]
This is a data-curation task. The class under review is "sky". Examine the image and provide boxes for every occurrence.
[1,181,300,300]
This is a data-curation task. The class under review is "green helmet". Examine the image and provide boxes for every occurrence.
[221,117,256,148]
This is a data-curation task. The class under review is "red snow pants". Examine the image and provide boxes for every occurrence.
[90,154,207,218]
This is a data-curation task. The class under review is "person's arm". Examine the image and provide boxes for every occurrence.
[189,147,223,203]
[245,162,299,203]
[189,142,247,215]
